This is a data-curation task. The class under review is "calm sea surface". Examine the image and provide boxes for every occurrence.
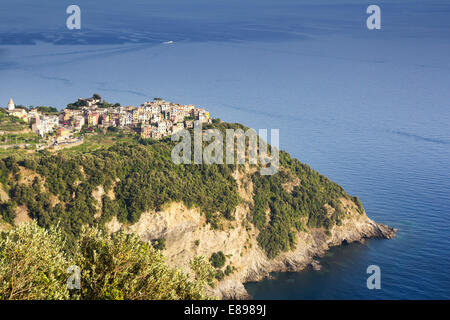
[1,0,449,299]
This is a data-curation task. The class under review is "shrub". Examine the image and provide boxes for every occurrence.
[189,256,216,288]
[224,264,235,276]
[0,223,215,300]
[209,251,226,269]
[152,238,166,251]
[0,222,70,300]
[0,201,17,225]
[214,270,224,281]
[73,227,212,300]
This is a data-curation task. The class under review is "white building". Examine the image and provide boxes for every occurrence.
[7,98,15,111]
[157,120,171,134]
[73,116,85,131]
[39,115,58,136]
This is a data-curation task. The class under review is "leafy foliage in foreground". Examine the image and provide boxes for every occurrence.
[0,223,70,300]
[72,226,213,300]
[0,222,214,300]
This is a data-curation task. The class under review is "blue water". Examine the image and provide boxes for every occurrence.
[0,0,449,299]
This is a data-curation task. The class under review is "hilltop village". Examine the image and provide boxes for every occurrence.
[2,95,211,149]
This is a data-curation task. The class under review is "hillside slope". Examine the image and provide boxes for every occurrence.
[0,122,395,299]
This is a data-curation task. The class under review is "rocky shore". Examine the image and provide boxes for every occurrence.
[212,216,396,300]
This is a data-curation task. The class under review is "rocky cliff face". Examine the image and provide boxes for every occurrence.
[105,168,396,300]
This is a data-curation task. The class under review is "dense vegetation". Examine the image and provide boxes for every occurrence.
[251,151,351,258]
[0,130,240,246]
[0,222,215,300]
[36,106,59,114]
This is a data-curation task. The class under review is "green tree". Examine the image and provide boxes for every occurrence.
[0,222,70,300]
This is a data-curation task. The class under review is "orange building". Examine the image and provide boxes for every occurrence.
[56,127,71,138]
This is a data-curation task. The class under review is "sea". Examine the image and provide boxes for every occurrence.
[0,0,449,299]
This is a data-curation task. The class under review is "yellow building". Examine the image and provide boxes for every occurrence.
[56,127,71,138]
[7,108,29,123]
[87,113,99,127]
